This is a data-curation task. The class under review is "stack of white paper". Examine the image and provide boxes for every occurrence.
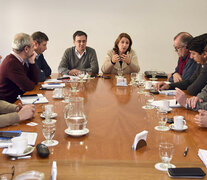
[159,90,176,96]
[152,99,181,108]
[19,94,48,105]
[198,149,207,167]
[42,83,65,89]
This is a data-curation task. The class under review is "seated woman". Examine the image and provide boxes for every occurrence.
[101,33,140,74]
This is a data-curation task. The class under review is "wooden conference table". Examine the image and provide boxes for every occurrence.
[0,74,207,179]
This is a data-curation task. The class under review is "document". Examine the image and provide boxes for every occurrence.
[18,94,48,105]
[152,99,181,108]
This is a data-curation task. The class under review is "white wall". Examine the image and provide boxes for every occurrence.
[0,0,207,73]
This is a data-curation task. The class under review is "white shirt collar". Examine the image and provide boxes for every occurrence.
[75,48,86,59]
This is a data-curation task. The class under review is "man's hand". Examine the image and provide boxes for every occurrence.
[28,51,37,64]
[120,52,130,64]
[186,96,203,109]
[175,88,187,107]
[154,82,170,90]
[18,104,36,121]
[69,69,81,76]
[173,73,182,82]
[194,109,207,127]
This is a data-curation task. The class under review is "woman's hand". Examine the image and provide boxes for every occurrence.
[120,52,130,64]
[112,51,120,63]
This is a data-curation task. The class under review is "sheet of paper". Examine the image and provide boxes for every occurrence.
[152,99,181,108]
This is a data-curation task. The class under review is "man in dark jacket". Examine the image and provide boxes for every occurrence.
[32,31,51,82]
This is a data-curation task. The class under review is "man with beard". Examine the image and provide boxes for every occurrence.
[0,33,39,103]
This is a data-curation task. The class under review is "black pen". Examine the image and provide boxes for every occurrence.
[184,147,189,157]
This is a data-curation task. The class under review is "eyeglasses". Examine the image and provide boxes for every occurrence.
[0,166,15,180]
[76,40,86,44]
[174,45,186,51]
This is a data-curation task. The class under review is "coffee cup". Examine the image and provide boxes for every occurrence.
[11,137,28,154]
[173,116,186,129]
[53,88,63,98]
[145,81,152,89]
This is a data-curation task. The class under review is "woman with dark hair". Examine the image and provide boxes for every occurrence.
[101,33,140,74]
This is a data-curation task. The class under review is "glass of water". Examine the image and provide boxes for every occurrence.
[142,93,154,109]
[154,109,170,131]
[42,120,58,147]
[117,68,123,77]
[155,142,175,171]
[130,72,137,85]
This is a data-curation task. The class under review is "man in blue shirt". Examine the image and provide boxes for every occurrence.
[32,31,51,82]
[168,32,197,83]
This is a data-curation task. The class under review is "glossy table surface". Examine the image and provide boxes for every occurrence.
[0,74,207,179]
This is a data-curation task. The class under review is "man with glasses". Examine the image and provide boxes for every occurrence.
[168,32,197,83]
[58,30,99,76]
[156,34,207,96]
[0,33,39,103]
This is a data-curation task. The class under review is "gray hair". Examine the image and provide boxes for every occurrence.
[12,33,31,52]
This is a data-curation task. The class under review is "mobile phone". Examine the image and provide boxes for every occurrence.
[168,167,206,178]
[104,76,111,79]
[57,77,70,80]
[21,94,38,97]
[0,131,20,138]
[150,89,159,94]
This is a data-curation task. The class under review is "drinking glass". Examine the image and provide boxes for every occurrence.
[70,77,79,93]
[155,142,175,171]
[130,72,137,85]
[62,87,71,103]
[117,68,123,77]
[151,71,157,80]
[42,120,58,147]
[78,71,86,82]
[142,93,154,109]
[154,109,170,131]
[42,104,53,123]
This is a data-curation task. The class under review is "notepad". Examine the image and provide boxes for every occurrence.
[152,99,181,108]
[18,94,48,105]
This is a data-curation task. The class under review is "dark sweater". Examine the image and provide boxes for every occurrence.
[58,46,99,75]
[169,63,207,96]
[169,56,198,82]
[0,54,39,103]
[35,54,51,82]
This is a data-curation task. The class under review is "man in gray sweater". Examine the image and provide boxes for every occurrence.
[58,31,99,76]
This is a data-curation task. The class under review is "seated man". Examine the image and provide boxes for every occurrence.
[168,32,197,83]
[0,33,39,103]
[156,34,207,96]
[32,31,51,82]
[58,30,99,76]
[0,100,35,128]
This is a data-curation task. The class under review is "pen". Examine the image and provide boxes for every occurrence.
[51,161,57,180]
[32,98,39,104]
[184,147,189,157]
